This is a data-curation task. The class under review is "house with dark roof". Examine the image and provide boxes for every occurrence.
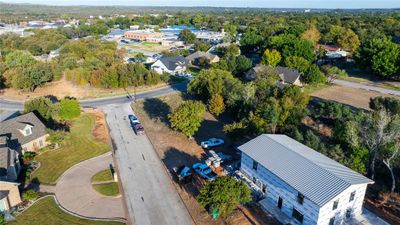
[276,66,302,87]
[0,112,49,153]
[151,55,187,75]
[0,136,20,181]
[185,51,220,66]
[238,134,373,225]
[245,65,302,88]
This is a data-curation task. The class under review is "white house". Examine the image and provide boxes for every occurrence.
[238,134,374,225]
[151,56,187,75]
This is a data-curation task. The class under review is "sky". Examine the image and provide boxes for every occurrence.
[2,0,400,9]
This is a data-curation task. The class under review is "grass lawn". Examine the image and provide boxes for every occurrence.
[9,196,124,225]
[93,182,120,196]
[91,169,113,183]
[32,114,110,184]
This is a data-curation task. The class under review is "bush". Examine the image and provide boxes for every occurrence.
[22,190,39,202]
[59,98,80,120]
[168,100,206,138]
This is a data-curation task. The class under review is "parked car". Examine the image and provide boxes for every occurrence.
[192,163,217,181]
[128,114,139,124]
[132,122,144,135]
[201,138,224,148]
[173,165,192,183]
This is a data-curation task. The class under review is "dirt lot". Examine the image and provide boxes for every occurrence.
[0,77,167,101]
[83,108,109,144]
[310,85,400,110]
[133,93,280,225]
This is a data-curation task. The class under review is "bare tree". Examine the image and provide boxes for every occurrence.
[381,141,399,192]
[361,109,399,180]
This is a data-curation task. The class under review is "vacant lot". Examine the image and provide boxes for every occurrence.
[126,41,169,52]
[32,111,110,184]
[310,85,400,110]
[9,196,124,225]
[133,93,279,225]
[0,77,168,101]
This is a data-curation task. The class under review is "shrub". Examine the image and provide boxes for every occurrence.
[22,190,39,202]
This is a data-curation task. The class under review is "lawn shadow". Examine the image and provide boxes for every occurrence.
[143,98,171,125]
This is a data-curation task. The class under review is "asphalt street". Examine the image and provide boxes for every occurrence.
[332,79,400,96]
[0,82,187,111]
[103,103,193,225]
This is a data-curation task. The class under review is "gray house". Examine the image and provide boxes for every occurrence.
[0,112,49,153]
[0,136,20,181]
[151,56,187,75]
[239,134,373,225]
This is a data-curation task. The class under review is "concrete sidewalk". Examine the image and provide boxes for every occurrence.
[55,153,125,220]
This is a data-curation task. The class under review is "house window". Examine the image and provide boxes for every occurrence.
[332,200,339,210]
[329,217,335,225]
[25,127,32,136]
[349,191,356,202]
[39,140,43,147]
[297,192,304,205]
[292,208,304,223]
[252,160,258,171]
[346,208,352,218]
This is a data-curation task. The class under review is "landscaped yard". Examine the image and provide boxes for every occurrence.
[9,196,124,225]
[31,113,110,184]
[91,169,120,196]
[93,182,120,196]
[91,169,113,183]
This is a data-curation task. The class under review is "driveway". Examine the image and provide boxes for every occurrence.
[55,153,126,220]
[333,79,400,96]
[103,103,193,225]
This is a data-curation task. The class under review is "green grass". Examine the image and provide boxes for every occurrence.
[91,169,113,183]
[9,196,124,225]
[32,114,110,184]
[93,182,120,196]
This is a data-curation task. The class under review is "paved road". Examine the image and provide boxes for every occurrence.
[103,103,193,225]
[333,79,400,96]
[0,82,187,111]
[55,153,125,220]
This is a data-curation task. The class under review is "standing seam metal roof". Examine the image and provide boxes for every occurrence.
[238,134,373,207]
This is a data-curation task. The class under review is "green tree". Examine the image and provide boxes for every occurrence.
[262,49,281,67]
[208,94,225,116]
[178,29,196,44]
[300,25,321,45]
[304,64,326,85]
[357,38,400,78]
[24,96,58,120]
[337,29,360,53]
[168,100,206,138]
[59,98,81,120]
[285,56,310,74]
[240,31,263,52]
[197,176,252,217]
[235,55,252,74]
[5,50,36,69]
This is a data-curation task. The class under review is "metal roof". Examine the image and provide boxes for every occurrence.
[238,134,374,207]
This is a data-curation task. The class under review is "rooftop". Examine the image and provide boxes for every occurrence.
[238,134,373,206]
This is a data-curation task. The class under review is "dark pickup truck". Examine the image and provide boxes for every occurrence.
[132,122,144,135]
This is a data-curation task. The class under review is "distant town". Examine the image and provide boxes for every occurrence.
[0,2,400,225]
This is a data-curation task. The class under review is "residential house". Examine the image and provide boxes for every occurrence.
[0,136,20,182]
[238,134,374,225]
[0,112,49,153]
[317,44,349,59]
[276,66,302,88]
[151,56,187,75]
[185,51,220,66]
[0,181,22,213]
[245,65,302,88]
